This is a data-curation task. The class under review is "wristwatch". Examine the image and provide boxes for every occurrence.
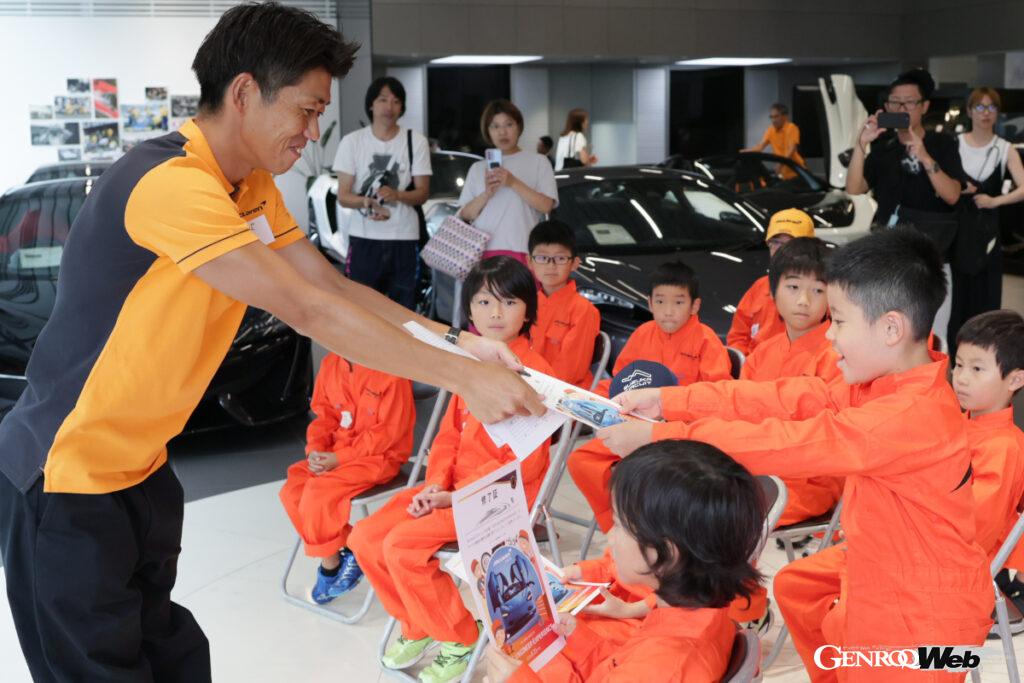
[926,161,940,175]
[444,326,461,345]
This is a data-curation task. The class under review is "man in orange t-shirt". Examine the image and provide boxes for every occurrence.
[727,208,815,355]
[743,102,806,179]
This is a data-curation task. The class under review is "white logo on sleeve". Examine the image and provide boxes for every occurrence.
[247,215,274,244]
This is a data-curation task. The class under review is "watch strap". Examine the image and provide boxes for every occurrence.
[444,326,461,345]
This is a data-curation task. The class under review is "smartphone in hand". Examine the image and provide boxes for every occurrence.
[877,112,910,130]
[485,148,502,169]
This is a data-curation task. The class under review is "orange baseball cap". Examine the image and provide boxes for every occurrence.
[765,208,815,241]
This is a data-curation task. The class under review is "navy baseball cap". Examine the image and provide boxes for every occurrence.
[609,360,679,398]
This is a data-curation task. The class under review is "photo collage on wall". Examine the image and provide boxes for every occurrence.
[28,77,199,163]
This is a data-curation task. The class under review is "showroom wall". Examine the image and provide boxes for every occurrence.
[0,16,340,229]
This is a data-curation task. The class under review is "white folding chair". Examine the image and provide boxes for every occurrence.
[279,383,451,624]
[972,512,1024,683]
[761,500,844,670]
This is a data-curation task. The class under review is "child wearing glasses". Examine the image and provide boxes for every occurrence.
[527,220,601,387]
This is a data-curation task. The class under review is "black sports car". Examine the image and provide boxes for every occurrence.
[0,177,312,430]
[26,161,113,184]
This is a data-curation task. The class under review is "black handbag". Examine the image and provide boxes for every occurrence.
[561,132,583,169]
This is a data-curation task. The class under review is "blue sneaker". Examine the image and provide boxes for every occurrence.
[333,548,364,594]
[311,559,343,605]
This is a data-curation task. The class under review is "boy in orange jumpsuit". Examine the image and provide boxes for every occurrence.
[486,440,763,683]
[953,311,1024,576]
[601,228,994,681]
[348,257,554,683]
[726,208,816,355]
[278,355,414,603]
[528,220,601,387]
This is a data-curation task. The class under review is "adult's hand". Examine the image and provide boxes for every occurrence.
[903,126,933,166]
[376,186,399,204]
[858,110,886,149]
[460,334,524,371]
[459,362,546,424]
[974,193,1000,209]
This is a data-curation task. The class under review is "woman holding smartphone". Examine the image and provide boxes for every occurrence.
[458,99,558,262]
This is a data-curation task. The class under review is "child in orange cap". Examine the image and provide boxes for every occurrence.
[727,207,816,355]
[952,311,1024,584]
[527,220,601,387]
[600,260,730,393]
[278,356,414,603]
[348,256,554,683]
[601,228,993,681]
[484,439,764,683]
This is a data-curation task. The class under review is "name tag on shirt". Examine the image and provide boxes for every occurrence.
[248,214,274,244]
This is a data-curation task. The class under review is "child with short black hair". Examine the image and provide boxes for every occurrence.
[954,311,1024,572]
[527,220,601,387]
[603,228,994,680]
[604,260,730,390]
[349,256,555,683]
[488,439,764,682]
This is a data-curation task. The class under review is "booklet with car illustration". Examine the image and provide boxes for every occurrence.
[451,460,565,670]
[538,556,609,616]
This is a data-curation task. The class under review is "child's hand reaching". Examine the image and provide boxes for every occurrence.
[561,564,583,582]
[597,420,654,457]
[613,388,664,419]
[582,588,650,620]
[307,451,339,475]
[407,485,453,517]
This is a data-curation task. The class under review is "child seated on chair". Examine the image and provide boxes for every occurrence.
[600,228,994,681]
[348,256,555,683]
[278,356,414,604]
[726,208,816,355]
[953,311,1024,575]
[484,439,764,682]
[527,220,601,388]
[597,260,730,395]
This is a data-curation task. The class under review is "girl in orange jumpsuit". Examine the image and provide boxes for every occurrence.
[485,439,763,683]
[348,257,554,683]
[600,229,994,681]
[278,356,414,603]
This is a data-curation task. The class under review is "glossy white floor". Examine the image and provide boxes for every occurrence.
[2,469,1023,683]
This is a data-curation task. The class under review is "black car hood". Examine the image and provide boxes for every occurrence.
[573,247,770,337]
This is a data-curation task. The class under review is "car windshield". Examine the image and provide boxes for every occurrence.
[430,153,477,197]
[0,183,84,281]
[554,177,764,253]
[26,164,108,184]
[696,156,823,193]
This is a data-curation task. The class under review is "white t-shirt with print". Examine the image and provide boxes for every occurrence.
[457,151,559,253]
[332,126,432,241]
[554,132,587,171]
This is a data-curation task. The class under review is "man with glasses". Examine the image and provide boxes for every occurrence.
[742,102,806,180]
[846,68,965,339]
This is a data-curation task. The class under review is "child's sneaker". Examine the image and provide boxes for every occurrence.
[382,634,435,670]
[310,559,342,605]
[744,601,773,637]
[334,548,364,594]
[418,622,482,683]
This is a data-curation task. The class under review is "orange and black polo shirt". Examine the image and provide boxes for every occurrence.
[0,120,304,494]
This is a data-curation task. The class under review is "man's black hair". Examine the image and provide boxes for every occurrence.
[956,310,1024,379]
[539,135,554,149]
[825,227,945,342]
[770,102,789,116]
[768,237,833,296]
[611,440,764,609]
[461,256,538,335]
[528,220,577,258]
[192,2,358,113]
[888,68,936,101]
[364,76,407,119]
[649,261,699,299]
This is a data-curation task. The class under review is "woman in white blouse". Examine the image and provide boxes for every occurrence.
[458,99,558,262]
[951,87,1024,347]
[554,108,598,171]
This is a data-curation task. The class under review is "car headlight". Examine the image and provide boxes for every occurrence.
[578,287,635,310]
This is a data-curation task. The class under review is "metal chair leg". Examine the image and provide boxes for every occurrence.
[280,536,379,625]
[995,581,1021,683]
[579,517,599,560]
[762,623,790,671]
[378,616,419,682]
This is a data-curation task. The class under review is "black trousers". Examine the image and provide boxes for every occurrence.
[0,464,210,683]
[345,235,419,310]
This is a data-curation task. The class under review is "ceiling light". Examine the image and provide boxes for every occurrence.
[675,57,792,67]
[431,55,542,65]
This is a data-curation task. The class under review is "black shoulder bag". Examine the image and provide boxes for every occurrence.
[407,129,429,247]
[561,132,583,169]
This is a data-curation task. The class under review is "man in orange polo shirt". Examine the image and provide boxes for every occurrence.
[0,5,543,681]
[743,102,807,179]
[727,208,815,355]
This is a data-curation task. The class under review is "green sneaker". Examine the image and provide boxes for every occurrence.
[417,623,483,683]
[382,634,435,670]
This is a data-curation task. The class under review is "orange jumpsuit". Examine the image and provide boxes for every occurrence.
[967,407,1024,569]
[508,605,735,683]
[279,356,414,556]
[348,337,553,646]
[531,280,601,387]
[652,352,994,681]
[726,275,785,356]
